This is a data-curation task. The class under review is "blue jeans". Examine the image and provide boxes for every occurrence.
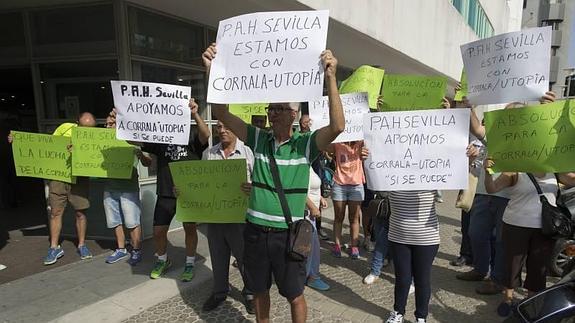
[103,191,141,229]
[468,194,508,283]
[370,215,390,276]
[306,218,321,279]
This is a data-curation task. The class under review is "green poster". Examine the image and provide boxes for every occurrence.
[454,70,468,101]
[484,99,575,173]
[170,159,248,223]
[339,65,385,109]
[11,131,74,183]
[71,127,134,179]
[380,75,447,111]
[229,103,269,126]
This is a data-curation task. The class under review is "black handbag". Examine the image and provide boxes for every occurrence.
[268,144,313,262]
[526,173,573,239]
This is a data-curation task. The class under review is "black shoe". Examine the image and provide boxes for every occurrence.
[449,256,471,267]
[243,294,255,314]
[202,295,226,312]
[318,229,329,240]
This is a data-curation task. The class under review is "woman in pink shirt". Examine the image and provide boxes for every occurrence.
[327,141,366,259]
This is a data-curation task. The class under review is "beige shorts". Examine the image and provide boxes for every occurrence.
[48,178,90,211]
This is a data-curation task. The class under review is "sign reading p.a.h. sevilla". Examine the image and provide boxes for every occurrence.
[111,80,192,145]
[207,10,329,104]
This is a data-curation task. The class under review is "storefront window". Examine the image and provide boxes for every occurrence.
[39,60,118,119]
[129,7,204,65]
[31,5,115,57]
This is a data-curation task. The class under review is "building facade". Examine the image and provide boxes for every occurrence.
[0,0,523,238]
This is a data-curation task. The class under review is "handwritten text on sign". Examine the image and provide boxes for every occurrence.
[380,75,447,111]
[460,26,551,105]
[207,10,329,104]
[309,92,370,143]
[484,99,575,173]
[71,127,134,179]
[229,103,269,124]
[11,131,74,183]
[170,159,248,223]
[363,109,470,190]
[111,80,191,145]
[339,66,385,109]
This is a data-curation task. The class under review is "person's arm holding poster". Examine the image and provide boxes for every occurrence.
[313,50,345,151]
[202,43,248,142]
[190,98,210,146]
[483,158,517,193]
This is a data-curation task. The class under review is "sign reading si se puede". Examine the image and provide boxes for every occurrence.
[71,127,134,179]
[363,109,470,191]
[169,159,248,223]
[339,65,385,110]
[111,80,192,145]
[308,92,370,143]
[207,10,329,104]
[380,75,447,111]
[11,131,74,183]
[460,26,551,105]
[229,103,269,126]
[484,99,575,173]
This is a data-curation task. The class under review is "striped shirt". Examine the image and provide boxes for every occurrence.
[245,126,319,228]
[388,190,440,245]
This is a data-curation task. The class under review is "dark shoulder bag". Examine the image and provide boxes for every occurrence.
[268,145,313,262]
[526,173,573,239]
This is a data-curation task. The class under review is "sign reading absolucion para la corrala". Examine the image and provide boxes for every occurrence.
[111,80,191,145]
[207,10,329,104]
[460,26,551,105]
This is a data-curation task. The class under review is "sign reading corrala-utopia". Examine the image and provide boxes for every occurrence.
[111,80,192,145]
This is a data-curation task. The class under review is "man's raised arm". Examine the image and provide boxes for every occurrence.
[314,50,345,151]
[202,43,247,142]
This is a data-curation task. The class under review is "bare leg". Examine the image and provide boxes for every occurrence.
[113,225,126,249]
[348,202,362,247]
[154,225,169,256]
[183,223,198,257]
[49,208,64,248]
[254,291,271,323]
[75,210,88,246]
[289,294,307,323]
[129,225,142,250]
[333,201,347,246]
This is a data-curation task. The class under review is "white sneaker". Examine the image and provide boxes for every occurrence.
[416,318,426,323]
[363,273,379,284]
[385,311,404,323]
[409,283,415,295]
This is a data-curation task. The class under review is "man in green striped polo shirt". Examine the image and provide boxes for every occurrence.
[202,44,345,323]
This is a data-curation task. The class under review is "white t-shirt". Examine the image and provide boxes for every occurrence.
[503,173,557,228]
[307,167,322,209]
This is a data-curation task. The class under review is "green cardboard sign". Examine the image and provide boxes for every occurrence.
[454,70,468,102]
[71,127,134,179]
[484,99,575,173]
[170,159,248,223]
[381,75,447,111]
[229,103,269,126]
[339,65,385,109]
[11,131,74,183]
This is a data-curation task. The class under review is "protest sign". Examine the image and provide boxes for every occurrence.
[229,103,269,125]
[339,65,385,109]
[110,80,191,145]
[71,127,134,179]
[380,75,447,111]
[461,26,552,105]
[363,109,470,190]
[454,70,468,101]
[484,99,575,173]
[170,159,248,223]
[309,92,370,143]
[207,10,329,104]
[11,131,74,183]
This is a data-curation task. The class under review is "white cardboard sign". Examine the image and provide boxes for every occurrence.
[207,10,329,104]
[111,80,191,145]
[460,26,551,105]
[309,92,370,143]
[363,109,470,191]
